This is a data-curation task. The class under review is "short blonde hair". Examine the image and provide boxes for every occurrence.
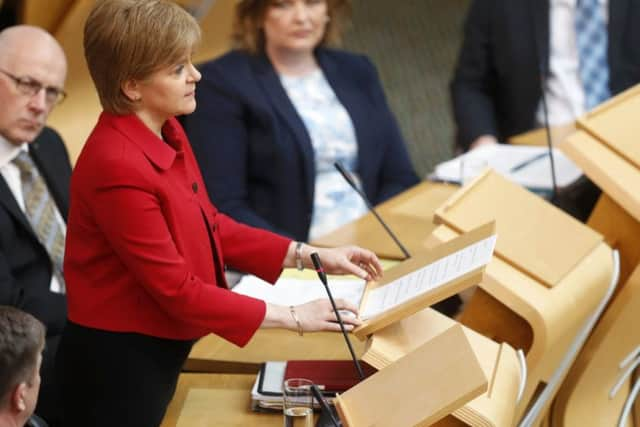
[232,0,351,54]
[84,0,201,114]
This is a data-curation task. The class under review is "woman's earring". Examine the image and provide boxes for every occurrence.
[325,15,331,23]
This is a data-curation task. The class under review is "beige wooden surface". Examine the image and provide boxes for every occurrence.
[337,325,488,427]
[552,264,640,427]
[19,0,75,33]
[312,181,459,259]
[434,170,603,288]
[159,373,281,427]
[364,308,521,427]
[508,123,576,147]
[188,329,367,374]
[172,310,523,427]
[430,201,613,423]
[576,84,640,169]
[588,193,640,288]
[563,130,640,224]
[161,372,488,427]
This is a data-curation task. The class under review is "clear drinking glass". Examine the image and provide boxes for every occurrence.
[283,378,314,427]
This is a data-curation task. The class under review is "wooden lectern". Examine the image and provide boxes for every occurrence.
[562,84,640,285]
[335,324,488,427]
[552,83,640,427]
[430,170,616,425]
[552,264,640,427]
[361,308,524,427]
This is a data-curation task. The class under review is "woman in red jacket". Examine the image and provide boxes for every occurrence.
[56,1,382,426]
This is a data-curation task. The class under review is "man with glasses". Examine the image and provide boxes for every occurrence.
[0,25,70,427]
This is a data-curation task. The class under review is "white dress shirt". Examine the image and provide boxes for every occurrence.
[535,0,609,126]
[0,134,66,293]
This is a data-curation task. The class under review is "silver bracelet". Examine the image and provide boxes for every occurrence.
[295,242,304,271]
[289,305,303,336]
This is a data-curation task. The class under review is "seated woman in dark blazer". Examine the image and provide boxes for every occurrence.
[57,1,382,426]
[183,0,420,242]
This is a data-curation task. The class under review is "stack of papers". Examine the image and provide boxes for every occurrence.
[429,144,583,190]
[360,234,496,320]
[250,361,286,411]
[233,275,366,309]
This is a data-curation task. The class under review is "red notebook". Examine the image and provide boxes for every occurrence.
[284,360,377,393]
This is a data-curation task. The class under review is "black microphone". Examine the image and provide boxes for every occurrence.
[531,12,559,204]
[539,72,559,204]
[310,252,365,380]
[311,384,341,427]
[333,161,411,259]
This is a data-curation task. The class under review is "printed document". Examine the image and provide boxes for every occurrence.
[360,234,497,320]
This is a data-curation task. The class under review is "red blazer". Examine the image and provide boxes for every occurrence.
[64,112,291,346]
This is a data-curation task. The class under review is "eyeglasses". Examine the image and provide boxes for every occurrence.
[0,68,67,106]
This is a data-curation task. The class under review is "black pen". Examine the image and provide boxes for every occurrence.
[510,152,548,173]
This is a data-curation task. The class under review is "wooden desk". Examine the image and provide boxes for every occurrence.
[160,373,281,427]
[508,123,576,147]
[161,371,510,427]
[312,181,459,259]
[187,329,367,373]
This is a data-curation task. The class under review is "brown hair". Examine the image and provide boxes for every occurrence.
[0,306,45,408]
[232,0,351,54]
[83,0,201,114]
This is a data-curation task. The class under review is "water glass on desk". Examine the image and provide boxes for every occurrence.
[283,378,314,427]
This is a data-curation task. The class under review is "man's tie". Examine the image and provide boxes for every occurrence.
[575,0,611,110]
[12,150,66,291]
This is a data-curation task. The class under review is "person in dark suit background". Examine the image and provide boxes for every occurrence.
[451,0,640,152]
[0,306,48,427]
[0,25,70,426]
[182,0,419,243]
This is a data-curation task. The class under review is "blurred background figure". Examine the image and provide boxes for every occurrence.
[0,25,70,427]
[183,0,419,242]
[451,0,640,152]
[0,305,48,427]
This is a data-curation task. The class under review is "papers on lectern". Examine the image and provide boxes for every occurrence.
[429,144,582,190]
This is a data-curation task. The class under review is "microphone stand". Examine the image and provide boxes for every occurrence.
[333,162,411,259]
[539,73,559,204]
[311,252,365,380]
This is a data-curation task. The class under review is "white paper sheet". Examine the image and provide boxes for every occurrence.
[233,275,366,310]
[429,144,582,189]
[360,234,497,320]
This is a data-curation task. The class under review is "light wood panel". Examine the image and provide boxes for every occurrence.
[508,123,576,147]
[46,0,237,163]
[431,198,613,423]
[19,0,75,33]
[552,265,640,427]
[434,170,603,288]
[189,329,367,372]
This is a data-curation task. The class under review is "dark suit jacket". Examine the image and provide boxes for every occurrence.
[451,0,640,150]
[183,48,419,242]
[0,126,71,425]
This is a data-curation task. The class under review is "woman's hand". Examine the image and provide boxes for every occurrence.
[262,299,362,333]
[283,242,384,281]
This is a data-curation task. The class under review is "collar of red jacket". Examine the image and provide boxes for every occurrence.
[98,112,188,171]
